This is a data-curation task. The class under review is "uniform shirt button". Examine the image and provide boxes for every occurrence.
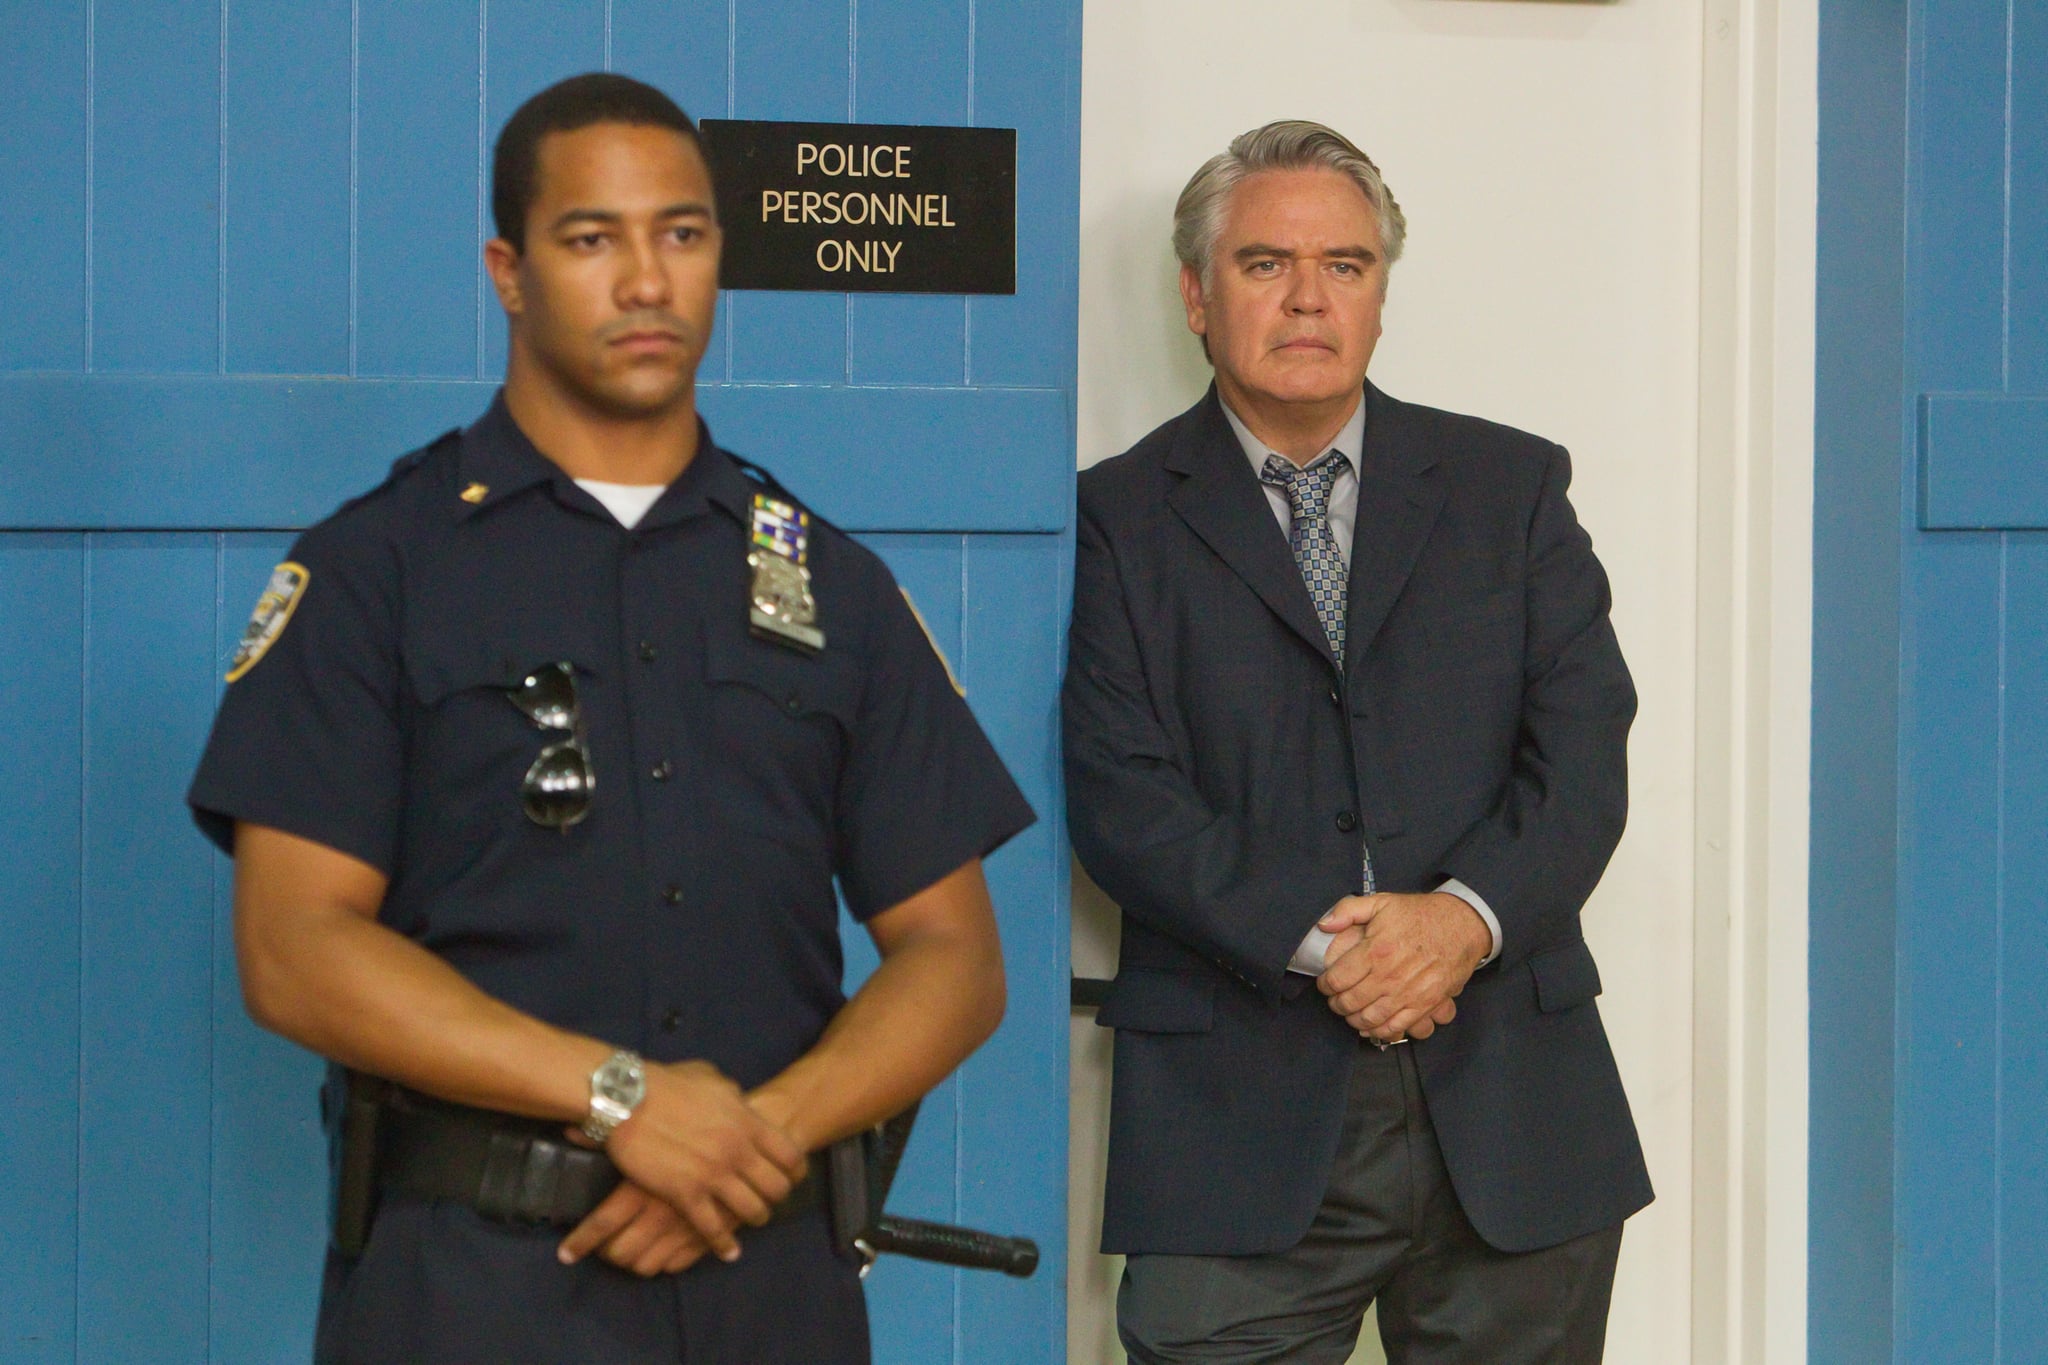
[650,759,673,781]
[660,1008,682,1032]
[638,640,657,662]
[1335,810,1359,833]
[784,691,803,714]
[663,885,684,906]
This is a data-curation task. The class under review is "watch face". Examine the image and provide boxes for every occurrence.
[595,1053,646,1109]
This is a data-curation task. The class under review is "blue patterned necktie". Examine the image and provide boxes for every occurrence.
[1260,451,1350,664]
[1262,450,1376,897]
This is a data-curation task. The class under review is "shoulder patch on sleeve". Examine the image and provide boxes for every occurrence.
[899,588,965,697]
[226,562,310,682]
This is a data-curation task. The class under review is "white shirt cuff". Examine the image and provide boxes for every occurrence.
[1287,926,1337,976]
[1437,877,1502,966]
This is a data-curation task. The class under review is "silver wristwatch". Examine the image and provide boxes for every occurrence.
[582,1049,646,1146]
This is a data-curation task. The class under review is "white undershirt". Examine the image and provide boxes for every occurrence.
[575,478,668,531]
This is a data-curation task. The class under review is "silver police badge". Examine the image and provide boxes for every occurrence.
[748,493,825,653]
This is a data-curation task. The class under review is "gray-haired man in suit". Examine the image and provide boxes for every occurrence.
[1063,121,1652,1363]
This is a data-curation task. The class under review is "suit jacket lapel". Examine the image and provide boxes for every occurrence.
[1165,389,1333,664]
[1346,383,1446,672]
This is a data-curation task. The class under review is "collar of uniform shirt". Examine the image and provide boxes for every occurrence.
[1220,392,1366,565]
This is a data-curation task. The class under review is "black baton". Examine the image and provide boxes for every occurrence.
[824,1102,1039,1278]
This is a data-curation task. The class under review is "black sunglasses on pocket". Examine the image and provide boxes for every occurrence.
[507,661,594,830]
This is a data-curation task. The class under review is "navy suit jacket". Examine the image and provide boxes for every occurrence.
[1063,383,1653,1256]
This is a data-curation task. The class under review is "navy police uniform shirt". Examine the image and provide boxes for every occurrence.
[189,393,1036,1088]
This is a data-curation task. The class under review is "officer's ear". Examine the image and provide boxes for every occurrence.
[484,237,526,316]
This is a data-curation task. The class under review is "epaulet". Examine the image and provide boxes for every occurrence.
[729,454,844,538]
[330,428,463,520]
[387,427,464,483]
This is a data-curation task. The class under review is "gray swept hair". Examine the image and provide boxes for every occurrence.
[1172,120,1406,282]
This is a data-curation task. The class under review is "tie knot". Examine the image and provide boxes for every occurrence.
[1260,452,1345,523]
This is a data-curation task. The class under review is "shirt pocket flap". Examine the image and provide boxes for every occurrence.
[703,630,861,728]
[1528,937,1603,1014]
[407,644,600,709]
[1095,969,1217,1034]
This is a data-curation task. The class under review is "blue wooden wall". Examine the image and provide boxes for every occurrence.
[1815,0,2048,1359]
[0,3,1080,1361]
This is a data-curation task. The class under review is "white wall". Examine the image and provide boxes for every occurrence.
[1071,2,1718,1360]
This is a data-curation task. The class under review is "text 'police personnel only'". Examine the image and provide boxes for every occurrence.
[700,119,1016,294]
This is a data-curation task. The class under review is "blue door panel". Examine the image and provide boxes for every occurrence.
[727,0,855,386]
[609,0,731,121]
[956,533,1068,1364]
[847,0,972,386]
[76,536,219,1362]
[356,0,487,380]
[2015,5,2048,392]
[1999,533,2048,1361]
[91,0,221,375]
[1907,0,2007,390]
[1821,1,2048,1354]
[1896,532,2002,1361]
[0,0,87,371]
[957,0,1079,391]
[224,0,353,377]
[0,536,84,1364]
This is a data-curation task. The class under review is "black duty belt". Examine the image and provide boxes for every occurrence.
[378,1092,820,1227]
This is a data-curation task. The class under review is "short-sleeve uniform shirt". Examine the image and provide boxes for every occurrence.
[190,394,1035,1087]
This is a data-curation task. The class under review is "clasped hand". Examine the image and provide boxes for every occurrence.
[556,1059,805,1277]
[1316,891,1490,1044]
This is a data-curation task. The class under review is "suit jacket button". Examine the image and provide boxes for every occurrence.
[1328,686,1342,708]
[1335,810,1359,833]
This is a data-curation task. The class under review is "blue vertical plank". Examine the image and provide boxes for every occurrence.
[224,0,352,375]
[847,0,968,386]
[209,535,328,1365]
[1908,0,2008,391]
[76,536,220,1361]
[611,0,733,376]
[357,0,482,378]
[479,0,608,378]
[609,0,729,113]
[965,0,1080,390]
[1812,2,1908,1358]
[91,0,221,373]
[957,533,1067,1364]
[860,532,969,1365]
[2010,4,2048,392]
[1896,532,2002,1363]
[0,536,83,1364]
[1998,533,2048,1363]
[0,3,87,371]
[728,0,849,383]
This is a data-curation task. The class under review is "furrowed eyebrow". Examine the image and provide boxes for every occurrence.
[1234,243,1294,262]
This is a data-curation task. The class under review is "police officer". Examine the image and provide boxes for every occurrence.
[188,73,1034,1364]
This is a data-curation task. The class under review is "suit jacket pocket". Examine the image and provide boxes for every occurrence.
[1095,968,1217,1034]
[1528,937,1603,1013]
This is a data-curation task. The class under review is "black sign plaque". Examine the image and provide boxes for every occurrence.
[700,119,1016,295]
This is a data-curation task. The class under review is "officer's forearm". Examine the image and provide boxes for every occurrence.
[748,858,1005,1152]
[234,821,609,1123]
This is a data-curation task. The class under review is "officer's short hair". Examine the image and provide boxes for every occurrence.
[492,72,706,251]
